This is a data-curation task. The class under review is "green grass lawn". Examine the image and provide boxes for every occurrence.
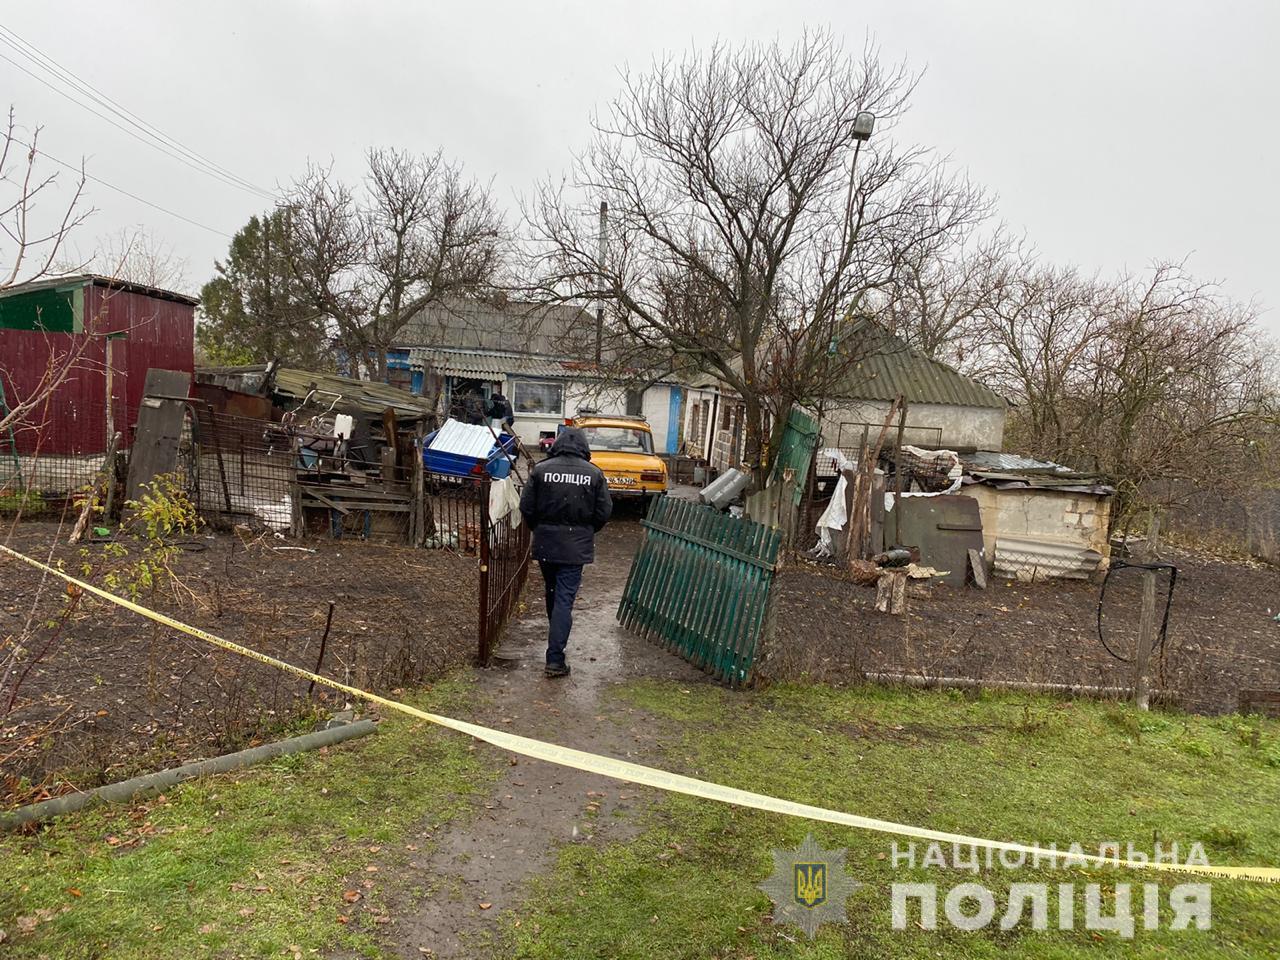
[0,676,499,960]
[502,683,1280,959]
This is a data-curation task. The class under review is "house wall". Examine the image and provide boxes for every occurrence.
[503,377,679,453]
[820,399,1005,452]
[963,485,1112,562]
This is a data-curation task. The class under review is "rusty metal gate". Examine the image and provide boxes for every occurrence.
[617,496,780,686]
[478,476,531,662]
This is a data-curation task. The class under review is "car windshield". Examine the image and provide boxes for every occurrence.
[582,425,653,454]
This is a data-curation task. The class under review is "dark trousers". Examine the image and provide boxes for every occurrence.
[539,561,583,667]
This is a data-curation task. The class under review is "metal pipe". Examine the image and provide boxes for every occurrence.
[1,719,377,830]
[859,672,1171,701]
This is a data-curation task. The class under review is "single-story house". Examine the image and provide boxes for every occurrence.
[682,325,1008,473]
[389,297,684,453]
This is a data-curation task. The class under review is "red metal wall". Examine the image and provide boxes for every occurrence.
[0,282,194,455]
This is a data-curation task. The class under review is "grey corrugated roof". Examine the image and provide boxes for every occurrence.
[394,297,592,354]
[407,347,570,379]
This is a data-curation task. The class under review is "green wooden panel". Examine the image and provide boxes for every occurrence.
[617,495,779,687]
[769,408,819,506]
[0,283,84,333]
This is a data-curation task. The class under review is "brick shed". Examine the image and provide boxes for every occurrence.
[959,452,1115,581]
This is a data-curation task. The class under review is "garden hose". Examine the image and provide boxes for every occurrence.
[1095,558,1178,663]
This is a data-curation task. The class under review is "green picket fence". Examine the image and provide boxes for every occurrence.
[617,496,781,686]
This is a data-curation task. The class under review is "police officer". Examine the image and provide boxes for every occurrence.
[518,427,612,677]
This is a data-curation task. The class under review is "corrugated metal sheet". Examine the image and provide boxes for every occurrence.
[961,451,1068,473]
[0,278,195,455]
[272,367,434,417]
[408,347,569,379]
[428,419,499,459]
[195,365,437,418]
[994,536,1104,581]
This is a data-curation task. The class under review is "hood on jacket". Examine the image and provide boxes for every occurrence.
[549,426,592,461]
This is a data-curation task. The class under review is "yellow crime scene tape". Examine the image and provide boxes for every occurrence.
[3,542,1277,885]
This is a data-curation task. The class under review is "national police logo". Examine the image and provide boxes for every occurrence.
[795,862,826,907]
[760,834,859,938]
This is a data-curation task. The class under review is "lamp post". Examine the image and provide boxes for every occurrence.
[814,112,875,449]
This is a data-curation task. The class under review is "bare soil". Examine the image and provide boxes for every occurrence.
[766,547,1280,714]
[1,521,479,803]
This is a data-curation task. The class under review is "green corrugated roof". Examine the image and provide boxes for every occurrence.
[835,325,1006,409]
[689,324,1006,409]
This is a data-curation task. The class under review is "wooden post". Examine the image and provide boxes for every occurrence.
[893,398,907,546]
[411,420,426,546]
[1132,513,1162,710]
[69,431,121,543]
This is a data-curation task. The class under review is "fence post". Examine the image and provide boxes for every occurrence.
[411,421,425,546]
[1131,513,1162,710]
[477,475,491,664]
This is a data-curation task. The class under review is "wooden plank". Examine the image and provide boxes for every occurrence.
[302,489,349,515]
[967,549,987,589]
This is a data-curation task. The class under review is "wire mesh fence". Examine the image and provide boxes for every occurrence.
[0,394,111,517]
[0,527,481,807]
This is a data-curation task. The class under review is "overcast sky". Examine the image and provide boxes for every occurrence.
[3,1,1277,325]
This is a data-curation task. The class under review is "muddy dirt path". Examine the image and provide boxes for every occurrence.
[336,520,707,959]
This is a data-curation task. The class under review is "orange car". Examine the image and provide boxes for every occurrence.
[565,414,668,501]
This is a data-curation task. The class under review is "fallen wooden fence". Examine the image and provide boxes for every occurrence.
[617,497,780,687]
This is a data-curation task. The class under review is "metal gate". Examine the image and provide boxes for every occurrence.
[617,496,780,686]
[478,476,531,663]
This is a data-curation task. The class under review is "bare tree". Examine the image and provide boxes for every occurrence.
[284,149,507,378]
[89,225,190,292]
[1,108,97,437]
[528,32,988,483]
[1,106,92,289]
[982,257,1275,523]
[879,229,1014,371]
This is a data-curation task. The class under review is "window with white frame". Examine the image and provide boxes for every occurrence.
[512,379,564,416]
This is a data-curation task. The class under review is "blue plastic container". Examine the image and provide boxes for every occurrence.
[423,430,517,479]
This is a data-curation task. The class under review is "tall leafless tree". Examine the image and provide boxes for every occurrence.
[528,32,989,482]
[1,107,98,437]
[284,149,507,377]
[981,258,1275,522]
[88,225,190,292]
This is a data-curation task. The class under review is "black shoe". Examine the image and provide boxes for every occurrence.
[544,663,571,678]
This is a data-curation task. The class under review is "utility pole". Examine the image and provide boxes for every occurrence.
[595,200,607,365]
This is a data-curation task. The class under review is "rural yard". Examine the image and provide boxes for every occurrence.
[0,520,480,805]
[3,514,1280,958]
[770,545,1280,715]
[4,6,1280,958]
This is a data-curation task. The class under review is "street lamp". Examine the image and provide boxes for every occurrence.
[852,111,875,141]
